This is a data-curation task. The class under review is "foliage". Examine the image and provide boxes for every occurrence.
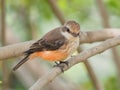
[106,0,120,15]
[57,0,92,22]
[104,76,118,90]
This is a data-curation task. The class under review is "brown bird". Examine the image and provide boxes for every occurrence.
[13,20,80,71]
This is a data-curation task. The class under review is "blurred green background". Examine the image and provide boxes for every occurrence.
[0,0,120,90]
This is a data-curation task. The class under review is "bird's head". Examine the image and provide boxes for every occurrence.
[63,20,80,37]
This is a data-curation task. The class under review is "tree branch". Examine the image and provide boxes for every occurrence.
[0,41,35,60]
[29,35,120,90]
[0,29,120,60]
[80,29,120,43]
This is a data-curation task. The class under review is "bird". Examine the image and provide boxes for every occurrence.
[13,20,80,71]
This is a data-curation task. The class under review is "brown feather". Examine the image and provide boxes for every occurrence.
[13,55,29,71]
[24,27,67,55]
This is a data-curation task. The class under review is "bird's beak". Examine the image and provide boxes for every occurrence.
[71,33,79,37]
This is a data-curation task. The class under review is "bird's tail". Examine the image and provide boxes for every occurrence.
[13,55,30,71]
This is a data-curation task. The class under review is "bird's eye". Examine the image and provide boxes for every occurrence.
[66,28,70,32]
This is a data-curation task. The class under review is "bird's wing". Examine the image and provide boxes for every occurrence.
[24,28,67,54]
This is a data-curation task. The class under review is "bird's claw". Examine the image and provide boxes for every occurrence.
[54,61,69,72]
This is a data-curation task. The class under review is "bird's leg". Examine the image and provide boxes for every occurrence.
[59,61,69,66]
[53,61,59,67]
[54,61,59,65]
[54,61,69,72]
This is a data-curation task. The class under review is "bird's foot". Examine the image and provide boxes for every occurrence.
[59,61,69,66]
[54,61,69,72]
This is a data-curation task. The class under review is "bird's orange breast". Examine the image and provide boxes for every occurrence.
[30,50,68,61]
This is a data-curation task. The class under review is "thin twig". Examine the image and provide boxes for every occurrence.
[29,35,120,90]
[1,0,5,44]
[48,0,65,24]
[78,48,104,90]
[1,0,10,90]
[84,61,104,90]
[96,0,110,27]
